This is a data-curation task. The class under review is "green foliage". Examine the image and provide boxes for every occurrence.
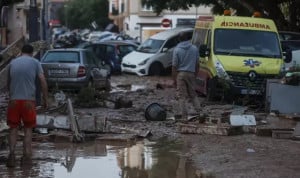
[58,0,111,30]
[1,0,24,6]
[142,0,300,31]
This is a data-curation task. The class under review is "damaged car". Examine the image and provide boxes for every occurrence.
[40,48,110,91]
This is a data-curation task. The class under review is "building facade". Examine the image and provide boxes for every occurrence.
[108,0,212,42]
[5,0,66,44]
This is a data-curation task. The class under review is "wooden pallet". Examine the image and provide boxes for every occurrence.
[178,123,243,136]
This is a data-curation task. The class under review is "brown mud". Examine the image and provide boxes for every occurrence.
[0,74,300,178]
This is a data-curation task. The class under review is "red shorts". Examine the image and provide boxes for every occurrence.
[7,100,36,128]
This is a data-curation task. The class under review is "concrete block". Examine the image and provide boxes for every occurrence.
[36,114,70,129]
[292,122,300,139]
[230,115,256,126]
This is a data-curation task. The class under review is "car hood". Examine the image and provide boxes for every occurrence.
[122,51,154,65]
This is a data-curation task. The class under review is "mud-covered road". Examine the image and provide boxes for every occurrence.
[1,74,300,178]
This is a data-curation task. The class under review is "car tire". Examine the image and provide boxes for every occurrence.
[103,64,112,77]
[149,62,163,76]
[88,79,94,88]
[206,78,217,101]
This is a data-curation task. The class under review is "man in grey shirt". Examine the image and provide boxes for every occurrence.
[172,32,203,122]
[6,44,48,167]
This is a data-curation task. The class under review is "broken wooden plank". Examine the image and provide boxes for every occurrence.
[178,123,243,136]
[96,133,137,143]
[272,129,294,139]
[256,127,273,137]
[108,126,151,138]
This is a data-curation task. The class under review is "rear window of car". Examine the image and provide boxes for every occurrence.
[42,51,80,63]
[118,45,136,55]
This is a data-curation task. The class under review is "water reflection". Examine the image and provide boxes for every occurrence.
[54,139,196,178]
[0,139,196,178]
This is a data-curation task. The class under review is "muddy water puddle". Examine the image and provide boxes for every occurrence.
[0,139,197,178]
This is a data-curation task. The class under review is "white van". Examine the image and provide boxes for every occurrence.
[121,27,193,76]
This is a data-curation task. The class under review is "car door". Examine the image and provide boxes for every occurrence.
[83,50,99,78]
[84,44,106,64]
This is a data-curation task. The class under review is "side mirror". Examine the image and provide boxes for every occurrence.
[199,44,210,57]
[161,48,169,53]
[283,49,292,63]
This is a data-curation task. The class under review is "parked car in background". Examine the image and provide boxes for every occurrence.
[77,40,138,74]
[87,31,118,42]
[41,48,110,91]
[281,40,300,52]
[121,27,193,76]
[284,49,300,71]
[279,31,300,41]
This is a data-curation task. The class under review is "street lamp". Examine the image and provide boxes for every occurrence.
[29,0,39,42]
[64,5,68,29]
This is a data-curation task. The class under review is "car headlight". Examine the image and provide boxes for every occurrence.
[138,58,150,66]
[215,60,230,80]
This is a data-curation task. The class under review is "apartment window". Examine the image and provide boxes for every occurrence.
[121,3,124,13]
[112,4,119,15]
[141,4,153,12]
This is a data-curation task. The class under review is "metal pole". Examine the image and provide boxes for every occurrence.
[29,0,39,42]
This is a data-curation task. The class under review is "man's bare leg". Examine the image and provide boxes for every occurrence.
[23,128,32,157]
[7,128,18,167]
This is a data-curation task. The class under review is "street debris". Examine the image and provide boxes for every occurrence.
[229,115,256,126]
[246,148,255,153]
[67,98,84,142]
[272,129,294,139]
[145,102,167,121]
[292,122,300,140]
[178,123,244,136]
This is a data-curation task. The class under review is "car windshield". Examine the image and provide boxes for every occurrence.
[136,38,164,53]
[42,51,80,63]
[214,29,282,58]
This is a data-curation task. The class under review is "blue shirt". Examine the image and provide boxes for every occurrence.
[172,41,199,73]
[9,55,43,100]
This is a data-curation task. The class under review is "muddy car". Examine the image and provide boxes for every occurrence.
[77,40,138,74]
[41,48,110,91]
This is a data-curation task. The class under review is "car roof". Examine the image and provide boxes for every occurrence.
[279,31,300,40]
[150,27,194,40]
[281,40,300,50]
[91,40,138,46]
[47,48,87,52]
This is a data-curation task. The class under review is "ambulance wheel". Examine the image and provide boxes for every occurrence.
[206,79,217,101]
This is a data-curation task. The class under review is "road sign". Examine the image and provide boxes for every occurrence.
[161,18,171,28]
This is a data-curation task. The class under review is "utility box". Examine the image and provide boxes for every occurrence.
[266,79,300,114]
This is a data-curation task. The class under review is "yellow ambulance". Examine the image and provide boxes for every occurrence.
[192,13,292,100]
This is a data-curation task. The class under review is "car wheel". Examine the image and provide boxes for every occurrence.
[103,64,112,77]
[105,79,111,92]
[116,35,124,40]
[206,78,216,101]
[88,79,94,88]
[149,62,163,76]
